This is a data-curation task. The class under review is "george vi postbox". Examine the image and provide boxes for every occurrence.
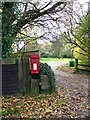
[29,54,39,74]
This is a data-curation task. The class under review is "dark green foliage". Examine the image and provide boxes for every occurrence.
[69,60,74,67]
[41,52,53,58]
[39,63,56,93]
[2,2,16,58]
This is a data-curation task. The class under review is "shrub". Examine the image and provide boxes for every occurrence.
[39,63,56,93]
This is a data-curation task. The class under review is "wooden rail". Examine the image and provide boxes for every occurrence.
[75,59,90,72]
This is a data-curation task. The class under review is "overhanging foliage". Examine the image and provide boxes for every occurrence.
[2,1,66,57]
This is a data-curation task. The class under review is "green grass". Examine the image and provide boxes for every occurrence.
[40,58,74,63]
[3,57,74,64]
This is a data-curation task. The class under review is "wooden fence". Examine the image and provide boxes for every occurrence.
[75,59,90,72]
[2,50,40,95]
[2,64,20,95]
[2,55,39,95]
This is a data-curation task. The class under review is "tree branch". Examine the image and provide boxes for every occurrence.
[14,2,66,36]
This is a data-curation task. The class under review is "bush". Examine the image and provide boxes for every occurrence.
[39,63,56,93]
[69,60,74,67]
[40,52,51,58]
[63,54,71,58]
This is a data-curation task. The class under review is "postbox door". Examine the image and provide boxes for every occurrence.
[30,54,39,74]
[31,59,39,74]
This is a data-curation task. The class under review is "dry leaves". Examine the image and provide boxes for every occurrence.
[2,93,69,118]
[2,68,90,119]
[2,91,89,119]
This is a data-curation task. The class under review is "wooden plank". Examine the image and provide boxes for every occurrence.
[78,68,90,72]
[10,50,39,57]
[78,64,90,67]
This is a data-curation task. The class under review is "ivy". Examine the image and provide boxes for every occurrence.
[39,63,56,93]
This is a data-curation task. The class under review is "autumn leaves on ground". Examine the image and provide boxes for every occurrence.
[2,90,89,119]
[2,61,90,119]
[2,93,71,119]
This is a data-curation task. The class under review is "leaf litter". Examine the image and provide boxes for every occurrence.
[2,66,90,119]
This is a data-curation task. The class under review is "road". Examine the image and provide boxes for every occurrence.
[46,61,67,70]
[46,61,69,76]
[46,61,89,118]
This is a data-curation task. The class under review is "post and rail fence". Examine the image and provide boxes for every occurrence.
[75,59,90,72]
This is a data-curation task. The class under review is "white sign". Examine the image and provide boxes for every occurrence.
[33,63,37,70]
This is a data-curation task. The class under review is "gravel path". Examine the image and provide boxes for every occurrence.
[47,61,89,118]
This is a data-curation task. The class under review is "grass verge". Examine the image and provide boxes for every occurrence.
[57,63,75,74]
[40,58,73,63]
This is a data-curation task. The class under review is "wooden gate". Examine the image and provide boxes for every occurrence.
[2,64,20,95]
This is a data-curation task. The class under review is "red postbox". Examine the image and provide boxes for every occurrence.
[29,54,39,74]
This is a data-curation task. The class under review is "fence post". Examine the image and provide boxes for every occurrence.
[21,56,25,95]
[75,59,78,72]
[23,54,31,94]
[18,57,23,94]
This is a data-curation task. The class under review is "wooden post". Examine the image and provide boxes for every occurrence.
[75,59,78,72]
[30,78,39,95]
[18,58,21,93]
[24,55,31,94]
[21,56,25,95]
[18,57,24,94]
[21,53,31,94]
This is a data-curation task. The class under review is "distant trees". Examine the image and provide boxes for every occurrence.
[49,34,72,58]
[50,35,64,58]
[40,34,72,58]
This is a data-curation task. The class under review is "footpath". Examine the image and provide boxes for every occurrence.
[47,61,89,118]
